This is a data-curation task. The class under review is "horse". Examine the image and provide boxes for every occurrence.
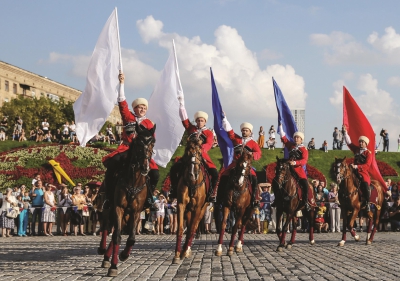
[172,133,210,264]
[272,157,316,252]
[214,149,255,256]
[334,157,385,246]
[97,123,156,277]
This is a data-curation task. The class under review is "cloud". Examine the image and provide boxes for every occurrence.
[310,31,378,65]
[257,48,283,60]
[368,26,400,53]
[387,76,400,87]
[48,52,90,78]
[135,16,307,126]
[329,79,344,108]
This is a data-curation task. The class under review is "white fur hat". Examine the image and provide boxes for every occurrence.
[240,122,253,132]
[293,131,304,141]
[132,98,148,109]
[358,136,369,145]
[194,111,208,122]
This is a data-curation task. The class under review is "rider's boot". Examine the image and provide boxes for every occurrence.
[251,176,260,208]
[299,179,311,211]
[364,183,371,212]
[207,168,219,203]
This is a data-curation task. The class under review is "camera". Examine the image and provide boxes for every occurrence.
[380,129,385,137]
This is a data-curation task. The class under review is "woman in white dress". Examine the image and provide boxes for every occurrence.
[42,184,56,236]
[155,194,166,235]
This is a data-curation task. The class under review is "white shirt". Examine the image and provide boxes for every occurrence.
[69,124,76,132]
[62,124,69,133]
[42,122,49,130]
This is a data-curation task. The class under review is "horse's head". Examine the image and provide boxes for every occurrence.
[129,123,156,176]
[183,133,204,182]
[274,156,290,185]
[334,156,351,184]
[231,147,253,187]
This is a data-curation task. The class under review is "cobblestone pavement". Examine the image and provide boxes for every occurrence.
[1,232,400,281]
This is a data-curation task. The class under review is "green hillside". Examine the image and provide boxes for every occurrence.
[0,141,399,188]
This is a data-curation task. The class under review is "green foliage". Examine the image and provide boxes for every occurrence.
[14,176,32,189]
[0,96,74,136]
[24,157,47,168]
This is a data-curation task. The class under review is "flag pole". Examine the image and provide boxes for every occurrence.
[115,7,123,72]
[172,40,183,95]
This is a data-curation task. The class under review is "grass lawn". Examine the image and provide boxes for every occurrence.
[1,141,399,188]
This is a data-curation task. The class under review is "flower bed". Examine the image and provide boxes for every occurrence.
[0,144,112,190]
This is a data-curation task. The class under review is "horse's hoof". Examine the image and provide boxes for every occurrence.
[286,244,292,250]
[172,257,181,264]
[107,268,118,277]
[276,246,284,252]
[235,247,243,253]
[215,250,222,256]
[354,235,360,242]
[227,250,234,256]
[337,240,345,247]
[184,249,192,258]
[101,260,111,268]
[310,240,315,245]
[119,252,129,262]
[366,240,372,245]
[97,247,106,255]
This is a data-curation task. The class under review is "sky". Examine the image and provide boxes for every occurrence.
[1,0,400,151]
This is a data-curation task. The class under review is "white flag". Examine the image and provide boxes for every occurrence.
[147,41,185,167]
[73,8,122,147]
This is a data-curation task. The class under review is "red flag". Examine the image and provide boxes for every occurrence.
[343,86,387,191]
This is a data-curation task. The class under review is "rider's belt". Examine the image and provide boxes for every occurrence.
[234,145,252,155]
[289,148,303,160]
[354,153,366,164]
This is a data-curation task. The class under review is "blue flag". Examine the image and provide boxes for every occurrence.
[211,68,234,168]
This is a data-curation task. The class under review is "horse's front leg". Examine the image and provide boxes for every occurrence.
[348,207,360,242]
[277,213,291,252]
[287,217,297,249]
[120,211,140,261]
[308,209,315,245]
[367,207,380,245]
[338,206,347,246]
[107,206,124,277]
[215,205,230,256]
[236,206,253,253]
[173,196,187,264]
[228,209,243,256]
[275,208,283,240]
[98,208,110,255]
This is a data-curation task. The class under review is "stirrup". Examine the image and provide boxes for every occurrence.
[208,195,217,203]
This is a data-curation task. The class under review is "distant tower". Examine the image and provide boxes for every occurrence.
[291,109,305,134]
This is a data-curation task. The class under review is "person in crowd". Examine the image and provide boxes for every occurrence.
[312,179,319,193]
[155,193,166,235]
[391,183,399,202]
[0,116,8,141]
[30,180,44,236]
[115,121,122,142]
[386,178,392,190]
[307,137,316,150]
[170,198,177,234]
[43,131,52,142]
[83,185,92,234]
[53,129,62,143]
[315,202,329,233]
[71,186,87,236]
[315,184,327,204]
[41,118,49,136]
[389,197,400,231]
[204,203,213,234]
[15,116,23,133]
[29,129,36,141]
[318,181,329,196]
[266,137,276,150]
[268,125,276,140]
[42,184,56,236]
[382,129,389,152]
[90,185,101,235]
[62,121,70,140]
[1,188,17,237]
[35,126,44,142]
[328,183,341,232]
[332,127,342,150]
[259,183,272,234]
[12,129,20,141]
[69,121,76,141]
[322,140,328,153]
[257,126,265,149]
[18,191,30,237]
[32,174,41,187]
[379,192,391,232]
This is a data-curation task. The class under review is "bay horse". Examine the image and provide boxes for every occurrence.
[98,123,156,276]
[334,157,384,246]
[172,133,209,264]
[215,149,254,256]
[273,157,316,252]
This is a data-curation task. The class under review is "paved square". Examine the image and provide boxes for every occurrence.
[0,232,399,280]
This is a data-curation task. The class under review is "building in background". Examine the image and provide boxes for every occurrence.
[0,60,121,124]
[291,109,305,135]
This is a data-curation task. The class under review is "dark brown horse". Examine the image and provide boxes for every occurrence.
[98,123,156,276]
[334,157,384,246]
[215,150,254,256]
[273,157,316,251]
[173,134,209,264]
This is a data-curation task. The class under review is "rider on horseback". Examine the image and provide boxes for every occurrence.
[214,114,261,208]
[102,73,159,209]
[168,101,219,203]
[278,125,315,210]
[342,125,372,212]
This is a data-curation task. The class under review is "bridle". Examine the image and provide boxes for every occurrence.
[131,134,154,176]
[273,160,297,201]
[335,160,359,198]
[183,135,205,195]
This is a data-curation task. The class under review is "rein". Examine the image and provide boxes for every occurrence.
[182,141,206,197]
[274,163,297,201]
[337,163,360,199]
